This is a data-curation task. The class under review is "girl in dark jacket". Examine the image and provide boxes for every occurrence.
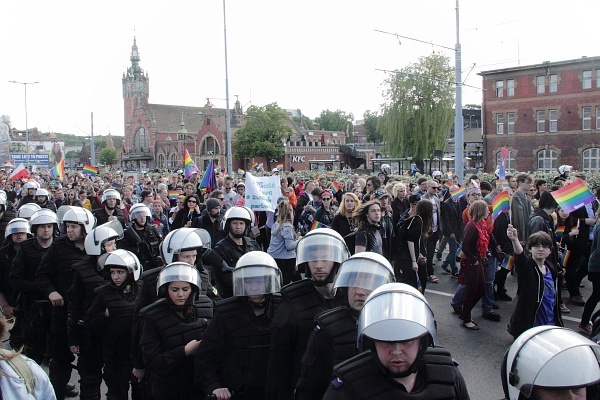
[507,226,563,339]
[171,194,201,229]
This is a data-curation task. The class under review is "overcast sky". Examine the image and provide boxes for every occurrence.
[2,0,598,137]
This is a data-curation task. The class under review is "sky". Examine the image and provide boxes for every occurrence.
[2,0,598,137]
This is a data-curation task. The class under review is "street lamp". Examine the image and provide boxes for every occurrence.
[9,80,39,168]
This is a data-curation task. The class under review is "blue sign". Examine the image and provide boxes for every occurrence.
[11,154,50,168]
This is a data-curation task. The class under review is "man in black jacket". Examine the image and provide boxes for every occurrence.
[92,188,125,227]
[192,198,224,248]
[440,186,462,277]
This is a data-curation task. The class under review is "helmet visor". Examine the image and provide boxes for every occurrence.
[334,259,394,292]
[296,234,349,265]
[233,266,281,296]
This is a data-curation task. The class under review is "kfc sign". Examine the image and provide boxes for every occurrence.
[291,156,305,163]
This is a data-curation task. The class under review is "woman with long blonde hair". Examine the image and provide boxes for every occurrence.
[267,200,299,285]
[331,192,360,239]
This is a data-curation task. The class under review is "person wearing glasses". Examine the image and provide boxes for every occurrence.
[171,194,201,229]
[362,176,381,203]
[314,190,336,227]
[507,226,563,339]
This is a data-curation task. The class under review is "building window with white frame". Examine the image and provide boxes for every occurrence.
[549,109,558,132]
[597,69,600,88]
[536,76,545,94]
[507,79,515,96]
[496,150,516,171]
[496,113,504,134]
[596,106,600,130]
[507,112,515,134]
[495,81,504,97]
[583,70,592,89]
[583,148,600,171]
[583,106,592,130]
[537,149,557,171]
[536,110,545,133]
[549,74,558,93]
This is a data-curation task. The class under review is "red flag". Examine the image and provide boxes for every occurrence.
[8,163,29,181]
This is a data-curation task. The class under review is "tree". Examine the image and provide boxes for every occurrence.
[99,147,118,167]
[363,110,382,143]
[233,103,292,171]
[314,109,353,133]
[378,53,455,162]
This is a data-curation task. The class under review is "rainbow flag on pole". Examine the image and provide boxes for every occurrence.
[501,254,514,271]
[184,149,199,178]
[562,250,572,268]
[443,180,451,189]
[330,181,341,194]
[310,220,324,231]
[199,159,217,191]
[450,186,466,201]
[491,190,510,220]
[50,159,65,180]
[555,226,566,239]
[251,162,258,170]
[168,190,180,200]
[496,179,509,188]
[83,164,98,176]
[551,179,595,213]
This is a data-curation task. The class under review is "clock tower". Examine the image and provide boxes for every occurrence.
[122,37,149,102]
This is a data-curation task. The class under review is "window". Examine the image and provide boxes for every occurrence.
[597,69,600,88]
[583,106,592,130]
[536,76,545,94]
[549,74,558,93]
[549,109,558,132]
[169,154,177,167]
[157,153,165,168]
[507,112,515,134]
[200,136,220,155]
[496,114,504,134]
[597,106,600,130]
[133,127,149,151]
[583,148,600,171]
[496,150,516,171]
[536,110,545,133]
[537,149,557,171]
[507,79,515,96]
[495,80,504,97]
[583,70,592,89]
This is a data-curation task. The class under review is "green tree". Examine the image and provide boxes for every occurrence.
[314,109,353,133]
[363,110,382,143]
[233,103,292,170]
[292,116,315,130]
[99,147,118,167]
[378,53,455,162]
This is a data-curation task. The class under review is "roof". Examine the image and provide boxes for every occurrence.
[479,56,600,76]
[146,103,229,134]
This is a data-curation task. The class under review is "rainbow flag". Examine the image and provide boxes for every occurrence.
[492,190,510,220]
[501,254,514,271]
[276,164,283,171]
[251,162,258,170]
[199,159,217,191]
[443,180,451,189]
[496,179,509,188]
[416,271,423,293]
[555,226,565,239]
[83,164,98,176]
[551,179,595,213]
[168,190,180,200]
[237,169,245,175]
[562,250,572,268]
[310,220,324,231]
[330,181,341,194]
[450,186,466,200]
[326,172,335,178]
[456,246,465,259]
[50,159,65,180]
[184,149,199,178]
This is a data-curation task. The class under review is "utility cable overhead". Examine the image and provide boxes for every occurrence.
[375,69,484,91]
[374,29,455,52]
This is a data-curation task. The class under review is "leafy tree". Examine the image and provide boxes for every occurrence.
[315,109,353,133]
[378,53,455,162]
[99,147,118,167]
[292,116,315,130]
[233,103,292,170]
[363,110,382,143]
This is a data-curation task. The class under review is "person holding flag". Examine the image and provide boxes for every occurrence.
[171,194,201,229]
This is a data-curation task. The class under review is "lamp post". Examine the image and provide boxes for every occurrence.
[9,80,39,168]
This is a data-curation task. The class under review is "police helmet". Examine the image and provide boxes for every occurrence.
[160,228,203,264]
[62,207,96,235]
[35,188,49,199]
[97,249,142,282]
[156,262,200,298]
[17,203,42,220]
[297,228,350,283]
[334,252,395,294]
[233,251,282,297]
[381,164,390,174]
[29,209,58,235]
[129,203,152,222]
[101,188,121,205]
[432,170,442,178]
[84,219,124,256]
[194,228,211,249]
[5,218,32,239]
[502,326,600,400]
[0,191,6,210]
[23,181,39,191]
[558,165,572,175]
[223,206,253,234]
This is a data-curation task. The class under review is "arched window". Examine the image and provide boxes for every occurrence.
[200,136,220,155]
[169,153,177,168]
[583,148,600,171]
[157,153,165,168]
[496,150,516,171]
[537,149,557,171]
[133,127,149,151]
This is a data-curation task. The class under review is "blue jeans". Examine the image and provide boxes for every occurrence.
[441,237,458,274]
[451,256,497,314]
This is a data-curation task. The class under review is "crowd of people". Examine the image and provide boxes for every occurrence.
[0,164,597,399]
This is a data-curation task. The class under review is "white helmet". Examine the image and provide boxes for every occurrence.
[0,191,6,208]
[101,188,121,205]
[35,188,49,198]
[17,203,42,220]
[381,164,390,173]
[334,252,395,294]
[232,251,282,297]
[29,209,59,234]
[97,249,142,282]
[84,219,123,255]
[432,170,442,178]
[62,207,96,235]
[502,326,600,400]
[297,228,350,282]
[160,228,203,264]
[23,181,39,190]
[156,262,200,297]
[558,165,572,175]
[5,218,32,239]
[129,203,152,222]
[223,206,253,233]
[194,228,211,249]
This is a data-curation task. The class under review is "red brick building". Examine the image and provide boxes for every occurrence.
[480,56,600,173]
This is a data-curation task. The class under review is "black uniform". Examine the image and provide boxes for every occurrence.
[92,207,125,228]
[191,210,224,248]
[16,194,35,209]
[35,235,87,400]
[0,240,23,349]
[139,297,213,400]
[322,348,470,400]
[296,306,358,400]
[213,235,261,298]
[37,200,57,212]
[195,294,281,400]
[0,210,15,241]
[118,224,162,271]
[265,280,343,400]
[67,257,107,400]
[9,237,51,364]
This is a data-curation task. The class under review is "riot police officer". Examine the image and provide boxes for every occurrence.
[35,188,57,212]
[119,204,161,271]
[17,181,39,209]
[0,190,16,240]
[196,251,282,400]
[92,188,125,227]
[16,203,41,220]
[323,283,470,400]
